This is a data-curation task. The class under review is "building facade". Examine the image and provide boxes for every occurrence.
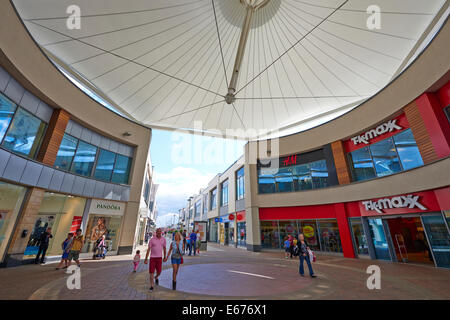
[179,20,450,268]
[0,3,151,267]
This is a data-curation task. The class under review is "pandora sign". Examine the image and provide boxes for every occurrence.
[361,195,427,214]
[351,119,402,145]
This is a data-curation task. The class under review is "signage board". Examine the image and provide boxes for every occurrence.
[89,199,125,216]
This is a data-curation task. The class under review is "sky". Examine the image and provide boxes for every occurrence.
[150,129,246,227]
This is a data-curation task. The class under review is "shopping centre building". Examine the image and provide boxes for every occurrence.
[1,0,449,269]
[0,2,153,267]
[180,16,450,268]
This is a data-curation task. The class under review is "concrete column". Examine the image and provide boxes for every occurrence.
[117,201,139,255]
[6,188,45,266]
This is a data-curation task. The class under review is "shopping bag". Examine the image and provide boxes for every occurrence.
[307,249,316,262]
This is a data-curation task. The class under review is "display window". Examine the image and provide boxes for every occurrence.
[83,215,122,253]
[24,193,86,257]
[317,219,342,253]
[349,218,369,255]
[237,222,246,247]
[0,181,27,263]
[208,219,218,242]
[260,221,280,248]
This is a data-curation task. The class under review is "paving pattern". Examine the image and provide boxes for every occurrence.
[0,242,449,300]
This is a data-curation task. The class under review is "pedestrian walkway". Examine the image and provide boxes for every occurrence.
[0,243,449,300]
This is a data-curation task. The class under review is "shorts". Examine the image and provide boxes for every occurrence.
[149,257,162,274]
[61,251,69,259]
[171,258,182,265]
[285,247,290,253]
[68,250,80,261]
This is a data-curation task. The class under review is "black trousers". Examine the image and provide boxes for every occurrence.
[35,245,48,263]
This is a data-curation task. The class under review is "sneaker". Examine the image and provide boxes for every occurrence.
[149,287,153,292]
[311,275,317,278]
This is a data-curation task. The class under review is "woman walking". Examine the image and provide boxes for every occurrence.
[298,233,317,278]
[164,232,183,290]
[55,233,73,270]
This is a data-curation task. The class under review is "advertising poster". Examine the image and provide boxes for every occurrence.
[24,215,56,256]
[194,221,207,242]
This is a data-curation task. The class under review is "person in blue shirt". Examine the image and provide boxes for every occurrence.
[283,237,290,259]
[189,230,197,256]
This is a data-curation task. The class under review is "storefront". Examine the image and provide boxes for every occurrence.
[0,181,27,264]
[23,192,87,258]
[236,211,246,247]
[82,199,125,256]
[208,218,218,243]
[259,187,450,268]
[359,191,450,268]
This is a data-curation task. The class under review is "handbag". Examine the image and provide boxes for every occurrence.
[307,248,316,262]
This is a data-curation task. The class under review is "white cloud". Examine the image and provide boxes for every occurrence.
[154,167,216,225]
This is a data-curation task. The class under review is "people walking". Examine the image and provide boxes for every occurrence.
[133,250,141,272]
[35,227,53,264]
[288,235,295,259]
[298,233,317,278]
[189,230,197,256]
[164,232,183,290]
[144,228,167,292]
[67,229,84,268]
[55,233,73,270]
[283,237,290,259]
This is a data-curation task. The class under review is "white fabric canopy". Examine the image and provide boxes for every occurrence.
[12,0,448,139]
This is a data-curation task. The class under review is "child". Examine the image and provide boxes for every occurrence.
[55,233,73,270]
[133,250,141,272]
[284,237,290,259]
[196,231,201,255]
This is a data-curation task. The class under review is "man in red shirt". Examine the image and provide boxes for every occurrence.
[144,228,166,292]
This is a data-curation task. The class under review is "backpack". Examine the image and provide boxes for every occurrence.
[293,245,300,256]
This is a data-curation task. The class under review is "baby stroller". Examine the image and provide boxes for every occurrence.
[93,238,107,259]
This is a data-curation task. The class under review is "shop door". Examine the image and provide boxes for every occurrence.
[421,215,450,268]
[385,217,433,265]
[367,218,391,260]
[224,222,229,245]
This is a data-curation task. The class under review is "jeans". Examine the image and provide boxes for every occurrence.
[299,254,314,276]
[35,245,48,263]
[189,242,196,255]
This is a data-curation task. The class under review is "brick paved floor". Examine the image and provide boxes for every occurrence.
[0,243,449,300]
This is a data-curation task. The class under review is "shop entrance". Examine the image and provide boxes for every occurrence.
[224,222,229,245]
[385,216,433,265]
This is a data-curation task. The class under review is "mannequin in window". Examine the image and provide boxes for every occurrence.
[91,217,107,242]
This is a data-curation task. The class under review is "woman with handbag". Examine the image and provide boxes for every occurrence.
[164,232,184,290]
[298,233,317,278]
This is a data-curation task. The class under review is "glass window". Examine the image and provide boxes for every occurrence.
[393,129,424,171]
[0,93,17,142]
[258,167,276,194]
[421,215,450,268]
[350,218,369,255]
[367,218,391,260]
[293,163,312,191]
[349,147,376,181]
[370,137,401,177]
[0,181,27,262]
[111,154,132,184]
[54,134,78,171]
[23,193,86,257]
[275,167,294,192]
[83,215,123,253]
[94,149,117,182]
[317,219,342,253]
[194,201,201,218]
[237,221,246,247]
[236,167,245,200]
[209,219,218,242]
[299,220,320,251]
[221,180,228,206]
[1,107,46,158]
[279,220,298,243]
[202,194,208,218]
[210,188,217,210]
[70,140,97,177]
[260,221,280,249]
[311,160,329,189]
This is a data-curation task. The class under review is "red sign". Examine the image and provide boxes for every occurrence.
[236,210,246,222]
[359,191,439,217]
[344,113,410,153]
[69,216,82,234]
[229,214,235,220]
[281,154,298,167]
